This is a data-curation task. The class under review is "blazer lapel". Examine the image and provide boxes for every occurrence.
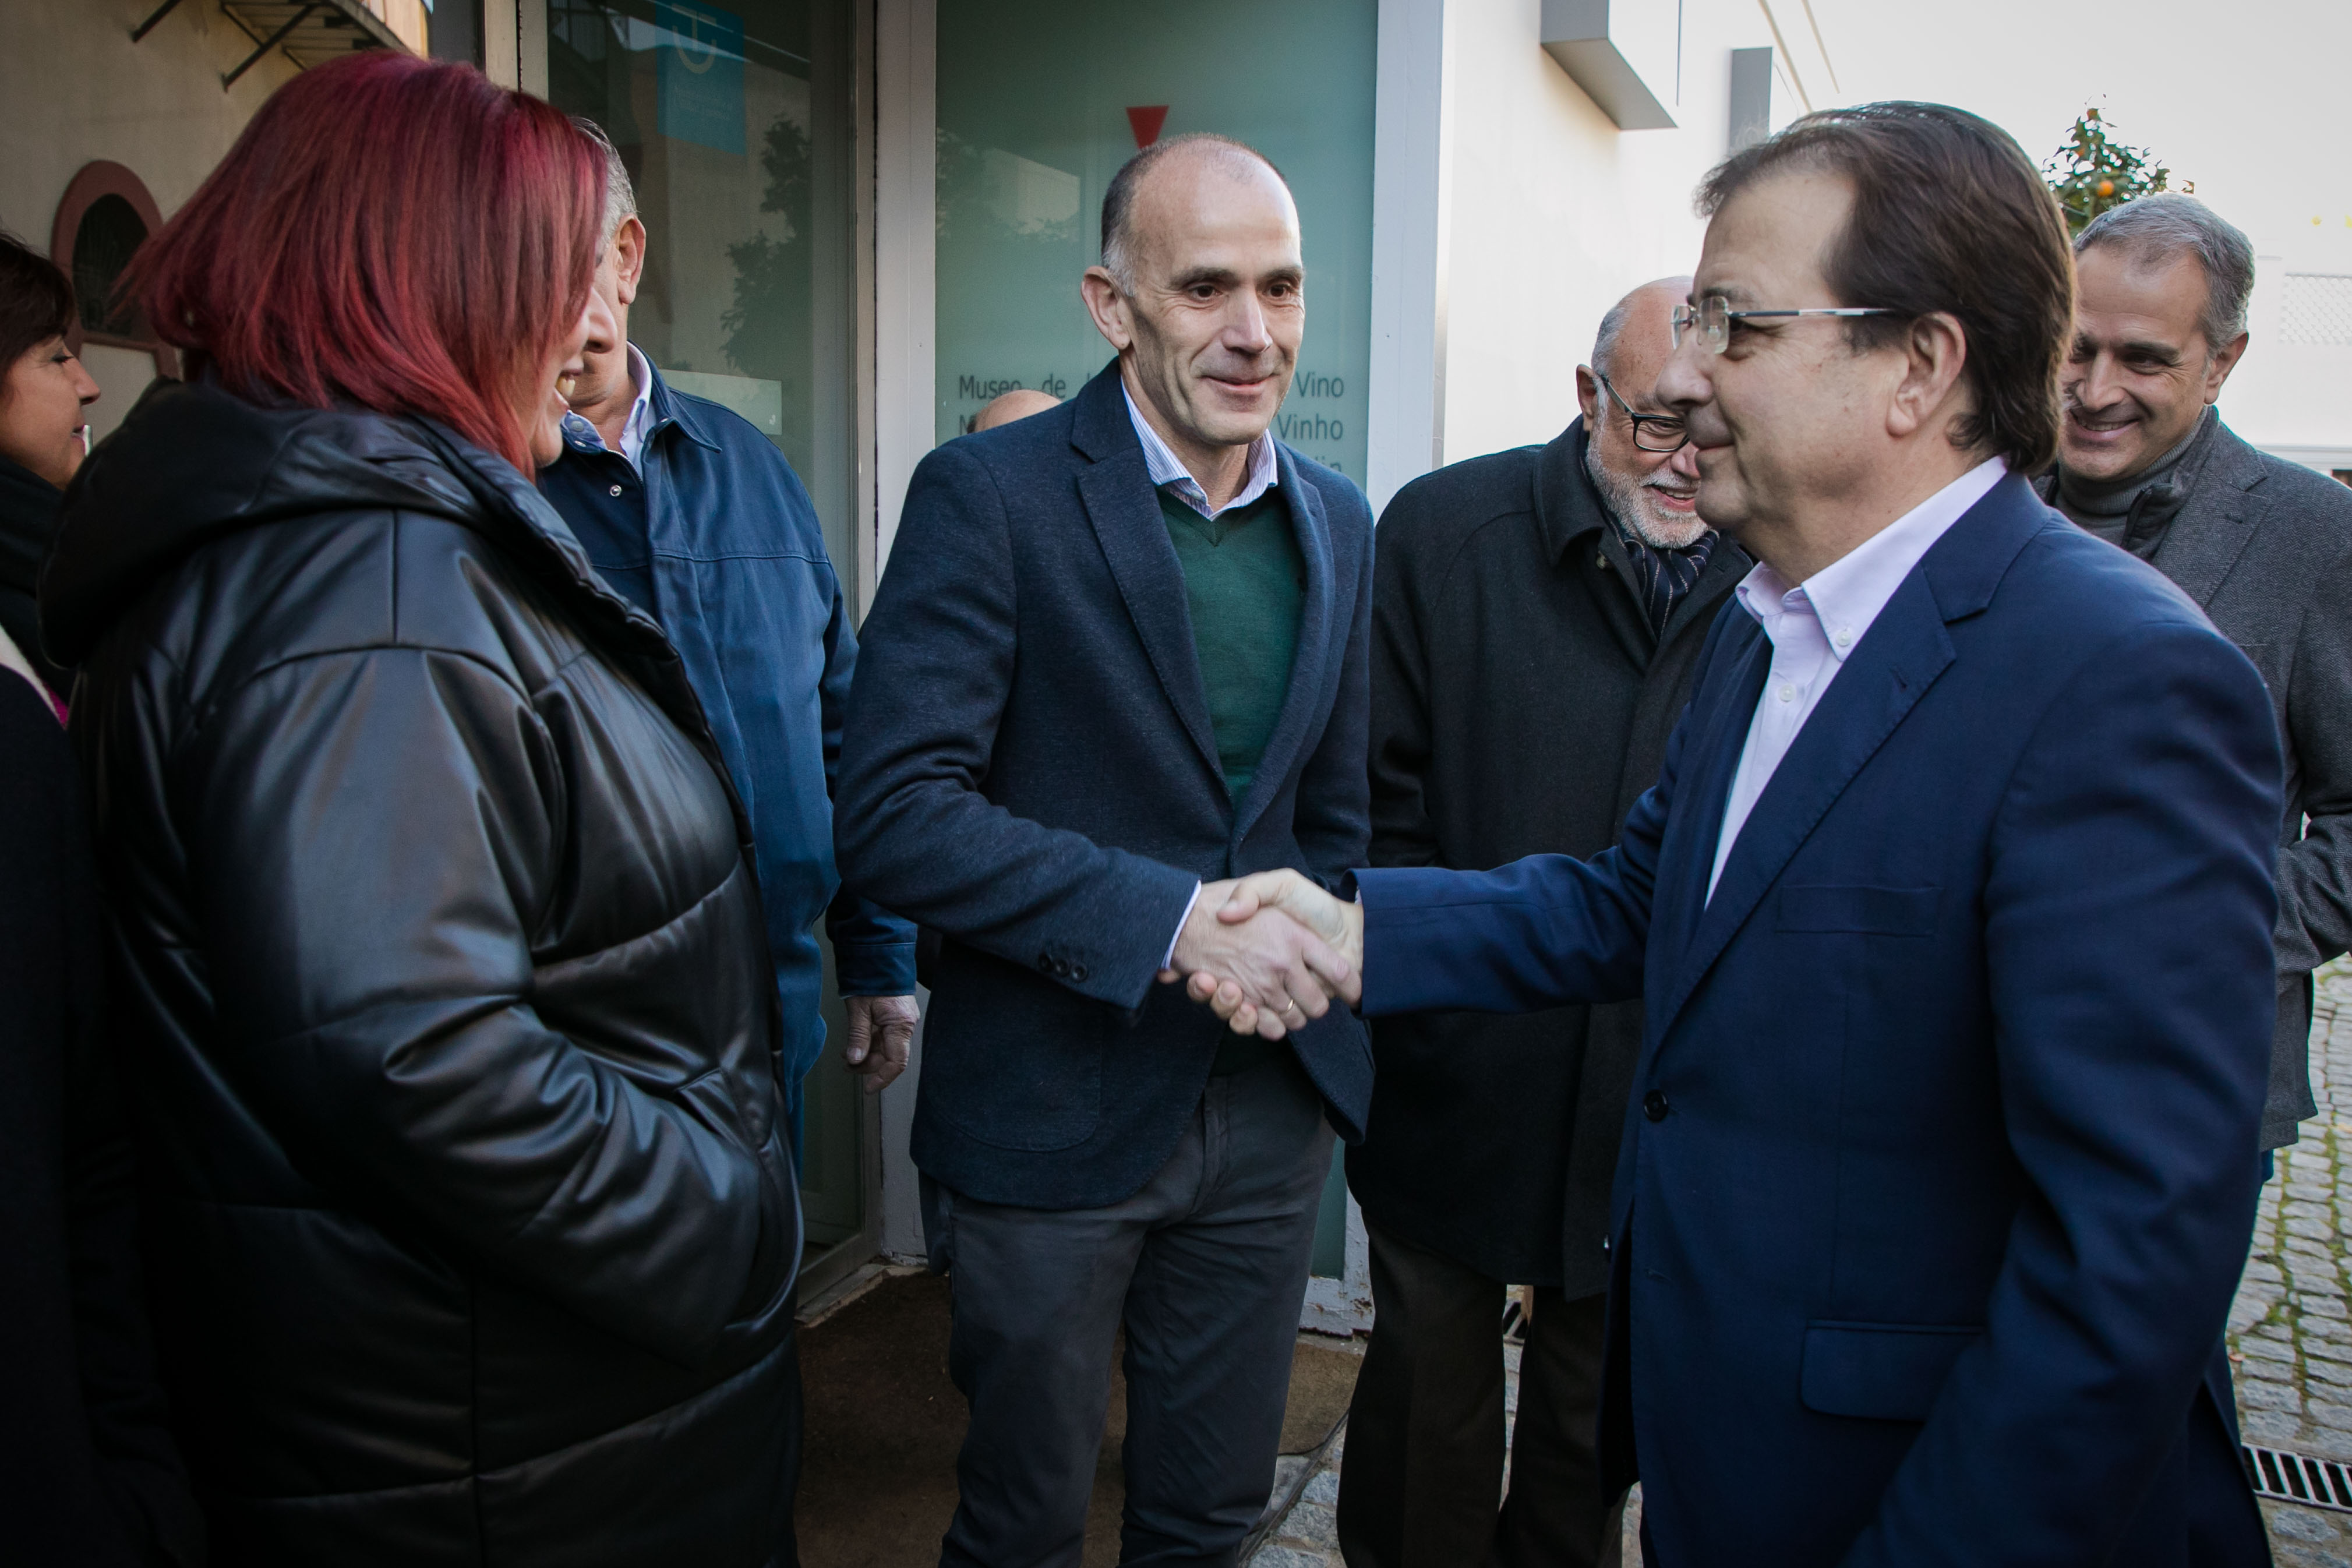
[1649,619,1772,977]
[1230,446,1335,839]
[2151,433,2265,608]
[1076,454,1224,784]
[1652,573,1956,1038]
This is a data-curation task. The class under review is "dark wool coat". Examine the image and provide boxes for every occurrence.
[1350,419,1746,1294]
[0,452,72,700]
[43,380,801,1566]
[0,674,204,1567]
[2040,415,2352,1149]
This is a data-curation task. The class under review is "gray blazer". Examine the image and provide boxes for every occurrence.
[2047,419,2352,1147]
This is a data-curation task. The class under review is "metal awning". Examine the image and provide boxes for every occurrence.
[130,0,415,89]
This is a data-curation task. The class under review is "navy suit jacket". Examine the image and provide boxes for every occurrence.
[1359,476,2283,1566]
[538,367,916,1149]
[838,363,1373,1209]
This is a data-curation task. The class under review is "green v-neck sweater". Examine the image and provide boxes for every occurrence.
[1159,485,1305,806]
[1161,483,1305,1078]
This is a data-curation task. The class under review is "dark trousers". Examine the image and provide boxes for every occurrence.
[923,1057,1336,1568]
[1339,1219,1622,1568]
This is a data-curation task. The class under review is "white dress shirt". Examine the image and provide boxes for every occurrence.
[1124,383,1279,519]
[1121,383,1283,965]
[0,620,53,716]
[1707,456,2008,902]
[560,344,658,474]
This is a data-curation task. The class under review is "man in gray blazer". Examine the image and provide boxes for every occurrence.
[2040,193,2352,1160]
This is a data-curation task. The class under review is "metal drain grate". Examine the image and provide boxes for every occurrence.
[2246,1445,2352,1512]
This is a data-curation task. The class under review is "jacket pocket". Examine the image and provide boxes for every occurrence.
[1800,1320,1981,1421]
[1776,884,1941,936]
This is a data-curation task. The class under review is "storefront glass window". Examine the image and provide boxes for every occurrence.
[548,0,858,578]
[933,0,1376,482]
[548,0,866,1253]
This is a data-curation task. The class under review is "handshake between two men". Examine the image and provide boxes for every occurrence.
[1159,871,1366,1039]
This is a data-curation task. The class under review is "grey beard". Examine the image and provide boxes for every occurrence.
[1585,444,1709,550]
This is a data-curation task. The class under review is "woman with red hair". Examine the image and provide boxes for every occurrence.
[41,52,803,1565]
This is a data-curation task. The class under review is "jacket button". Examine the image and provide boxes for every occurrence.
[1643,1090,1671,1122]
[609,483,624,497]
[1037,954,1054,973]
[1072,964,1089,982]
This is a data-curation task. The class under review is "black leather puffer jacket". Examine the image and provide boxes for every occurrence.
[42,381,801,1566]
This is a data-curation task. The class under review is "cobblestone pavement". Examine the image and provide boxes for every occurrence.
[2231,960,2352,1565]
[1250,1428,1344,1568]
[1252,962,2352,1565]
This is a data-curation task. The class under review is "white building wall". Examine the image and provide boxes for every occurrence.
[1431,0,1792,473]
[2219,229,2352,475]
[0,2,302,443]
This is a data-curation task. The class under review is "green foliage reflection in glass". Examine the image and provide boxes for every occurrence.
[724,111,811,433]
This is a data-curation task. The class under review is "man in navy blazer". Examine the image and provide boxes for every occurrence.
[1191,106,2283,1566]
[838,135,1369,1565]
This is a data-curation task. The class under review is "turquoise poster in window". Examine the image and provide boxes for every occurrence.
[656,0,746,156]
[934,0,1376,481]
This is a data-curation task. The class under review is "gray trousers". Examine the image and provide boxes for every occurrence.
[923,1056,1336,1568]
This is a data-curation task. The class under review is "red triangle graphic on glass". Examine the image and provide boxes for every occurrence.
[1126,105,1170,148]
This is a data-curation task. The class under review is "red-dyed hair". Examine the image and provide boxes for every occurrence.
[126,52,601,472]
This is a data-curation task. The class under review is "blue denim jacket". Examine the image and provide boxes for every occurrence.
[541,363,915,1144]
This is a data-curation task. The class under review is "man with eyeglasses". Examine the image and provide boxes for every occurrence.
[1177,103,2279,1566]
[1336,278,1747,1568]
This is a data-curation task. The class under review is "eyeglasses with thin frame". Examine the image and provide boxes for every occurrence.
[1671,295,1901,355]
[1592,369,1690,454]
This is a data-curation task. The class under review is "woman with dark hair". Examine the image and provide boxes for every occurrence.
[0,232,97,709]
[0,241,203,1568]
[42,51,803,1566]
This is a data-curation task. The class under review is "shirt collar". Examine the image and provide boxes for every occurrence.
[1122,382,1279,519]
[1733,455,2008,662]
[560,344,659,474]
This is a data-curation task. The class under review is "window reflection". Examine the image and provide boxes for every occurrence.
[933,0,1376,478]
[549,0,856,576]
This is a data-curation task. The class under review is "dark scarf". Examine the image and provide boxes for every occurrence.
[1609,510,1719,641]
[2054,406,2220,560]
[0,454,70,699]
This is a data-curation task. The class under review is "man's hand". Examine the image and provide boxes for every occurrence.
[1159,877,1357,1040]
[843,994,920,1093]
[1186,872,1365,1036]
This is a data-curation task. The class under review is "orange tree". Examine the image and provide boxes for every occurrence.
[2044,107,2186,236]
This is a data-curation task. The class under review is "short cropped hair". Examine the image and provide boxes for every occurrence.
[1591,278,1690,379]
[126,52,603,472]
[2076,193,2255,353]
[1697,101,2075,475]
[1099,133,1285,292]
[0,232,76,385]
[1592,292,1638,379]
[575,116,638,248]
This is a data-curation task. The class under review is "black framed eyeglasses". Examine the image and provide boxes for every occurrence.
[1592,370,1690,454]
[1670,295,1900,355]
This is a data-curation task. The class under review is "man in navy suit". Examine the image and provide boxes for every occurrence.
[838,134,1368,1565]
[1188,105,2283,1566]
